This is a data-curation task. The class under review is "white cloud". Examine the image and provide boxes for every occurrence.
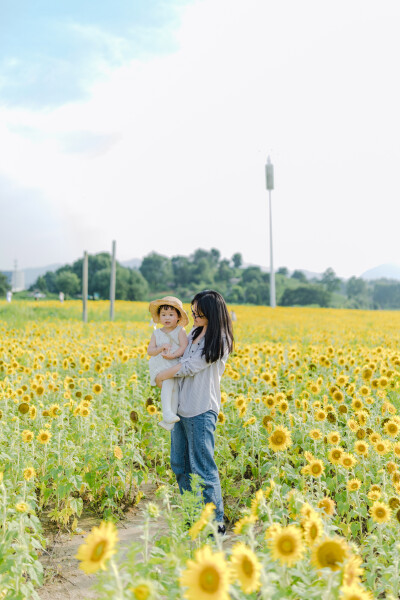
[1,0,400,275]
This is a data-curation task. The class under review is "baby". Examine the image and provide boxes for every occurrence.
[147,296,188,430]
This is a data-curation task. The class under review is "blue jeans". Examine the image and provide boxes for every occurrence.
[170,411,224,522]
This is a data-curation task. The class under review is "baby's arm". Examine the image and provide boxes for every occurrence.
[161,328,188,360]
[147,332,171,357]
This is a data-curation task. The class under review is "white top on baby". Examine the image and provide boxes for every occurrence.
[148,326,182,386]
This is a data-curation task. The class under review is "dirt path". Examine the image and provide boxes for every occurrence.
[38,487,233,600]
[38,485,168,600]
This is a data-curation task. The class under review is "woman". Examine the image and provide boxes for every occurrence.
[155,289,234,532]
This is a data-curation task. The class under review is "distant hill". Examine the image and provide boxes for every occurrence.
[360,263,400,281]
[120,258,142,269]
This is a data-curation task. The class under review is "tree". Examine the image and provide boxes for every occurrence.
[321,268,341,293]
[291,270,307,283]
[373,282,400,309]
[35,276,47,293]
[140,253,173,292]
[232,253,243,269]
[128,270,148,301]
[277,267,289,277]
[346,277,367,299]
[242,266,263,284]
[55,272,80,298]
[0,272,10,296]
[280,285,330,307]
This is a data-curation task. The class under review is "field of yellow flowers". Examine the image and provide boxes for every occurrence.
[1,300,400,600]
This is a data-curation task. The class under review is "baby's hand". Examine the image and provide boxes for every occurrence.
[161,351,176,360]
[160,343,171,353]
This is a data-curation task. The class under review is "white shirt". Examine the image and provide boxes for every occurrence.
[174,330,228,418]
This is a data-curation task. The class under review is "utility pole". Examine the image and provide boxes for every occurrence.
[82,251,88,323]
[110,240,116,321]
[265,156,276,307]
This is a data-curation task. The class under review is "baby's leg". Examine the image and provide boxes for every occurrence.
[161,379,180,424]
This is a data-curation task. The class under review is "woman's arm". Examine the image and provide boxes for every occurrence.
[155,363,182,387]
[161,328,189,360]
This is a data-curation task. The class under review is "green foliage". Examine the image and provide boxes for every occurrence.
[280,284,331,307]
[28,250,400,308]
[55,271,80,298]
[0,272,10,295]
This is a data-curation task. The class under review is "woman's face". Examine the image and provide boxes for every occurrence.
[191,303,208,327]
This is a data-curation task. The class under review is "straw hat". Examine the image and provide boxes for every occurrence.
[148,296,189,327]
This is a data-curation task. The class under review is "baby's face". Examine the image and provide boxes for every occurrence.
[159,307,179,328]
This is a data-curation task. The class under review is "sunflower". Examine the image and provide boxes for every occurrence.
[18,402,30,415]
[388,496,400,510]
[342,555,364,587]
[230,543,261,594]
[303,515,323,546]
[180,545,230,600]
[358,385,370,397]
[49,404,61,418]
[233,515,257,535]
[318,497,336,517]
[21,429,34,443]
[369,501,391,524]
[188,503,215,540]
[146,405,158,415]
[92,383,103,394]
[131,581,155,600]
[341,453,357,470]
[268,524,304,566]
[268,426,292,452]
[308,459,325,478]
[354,441,368,456]
[23,467,36,481]
[347,479,361,492]
[333,390,344,403]
[244,417,256,427]
[384,419,400,437]
[15,502,29,513]
[37,429,52,445]
[113,446,123,460]
[217,413,226,425]
[311,537,349,571]
[374,440,391,456]
[340,584,374,600]
[328,447,344,465]
[76,521,118,574]
[327,431,341,445]
[309,429,322,440]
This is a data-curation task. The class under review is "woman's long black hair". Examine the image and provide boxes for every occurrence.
[191,290,234,363]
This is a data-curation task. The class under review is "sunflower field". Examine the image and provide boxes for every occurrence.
[1,300,400,600]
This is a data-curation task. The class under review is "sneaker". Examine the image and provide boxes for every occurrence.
[217,524,226,535]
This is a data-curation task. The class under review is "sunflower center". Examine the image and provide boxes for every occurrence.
[273,434,284,444]
[91,540,107,562]
[310,524,318,539]
[375,508,385,518]
[242,557,254,577]
[199,566,220,593]
[279,538,294,554]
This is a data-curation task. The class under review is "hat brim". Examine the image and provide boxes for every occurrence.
[148,296,189,327]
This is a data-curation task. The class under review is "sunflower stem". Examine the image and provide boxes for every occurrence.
[110,558,124,599]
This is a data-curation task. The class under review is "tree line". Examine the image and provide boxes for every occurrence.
[1,249,399,309]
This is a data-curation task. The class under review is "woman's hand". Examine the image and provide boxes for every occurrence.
[161,351,176,359]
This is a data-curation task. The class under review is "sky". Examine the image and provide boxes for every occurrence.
[1,0,400,279]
